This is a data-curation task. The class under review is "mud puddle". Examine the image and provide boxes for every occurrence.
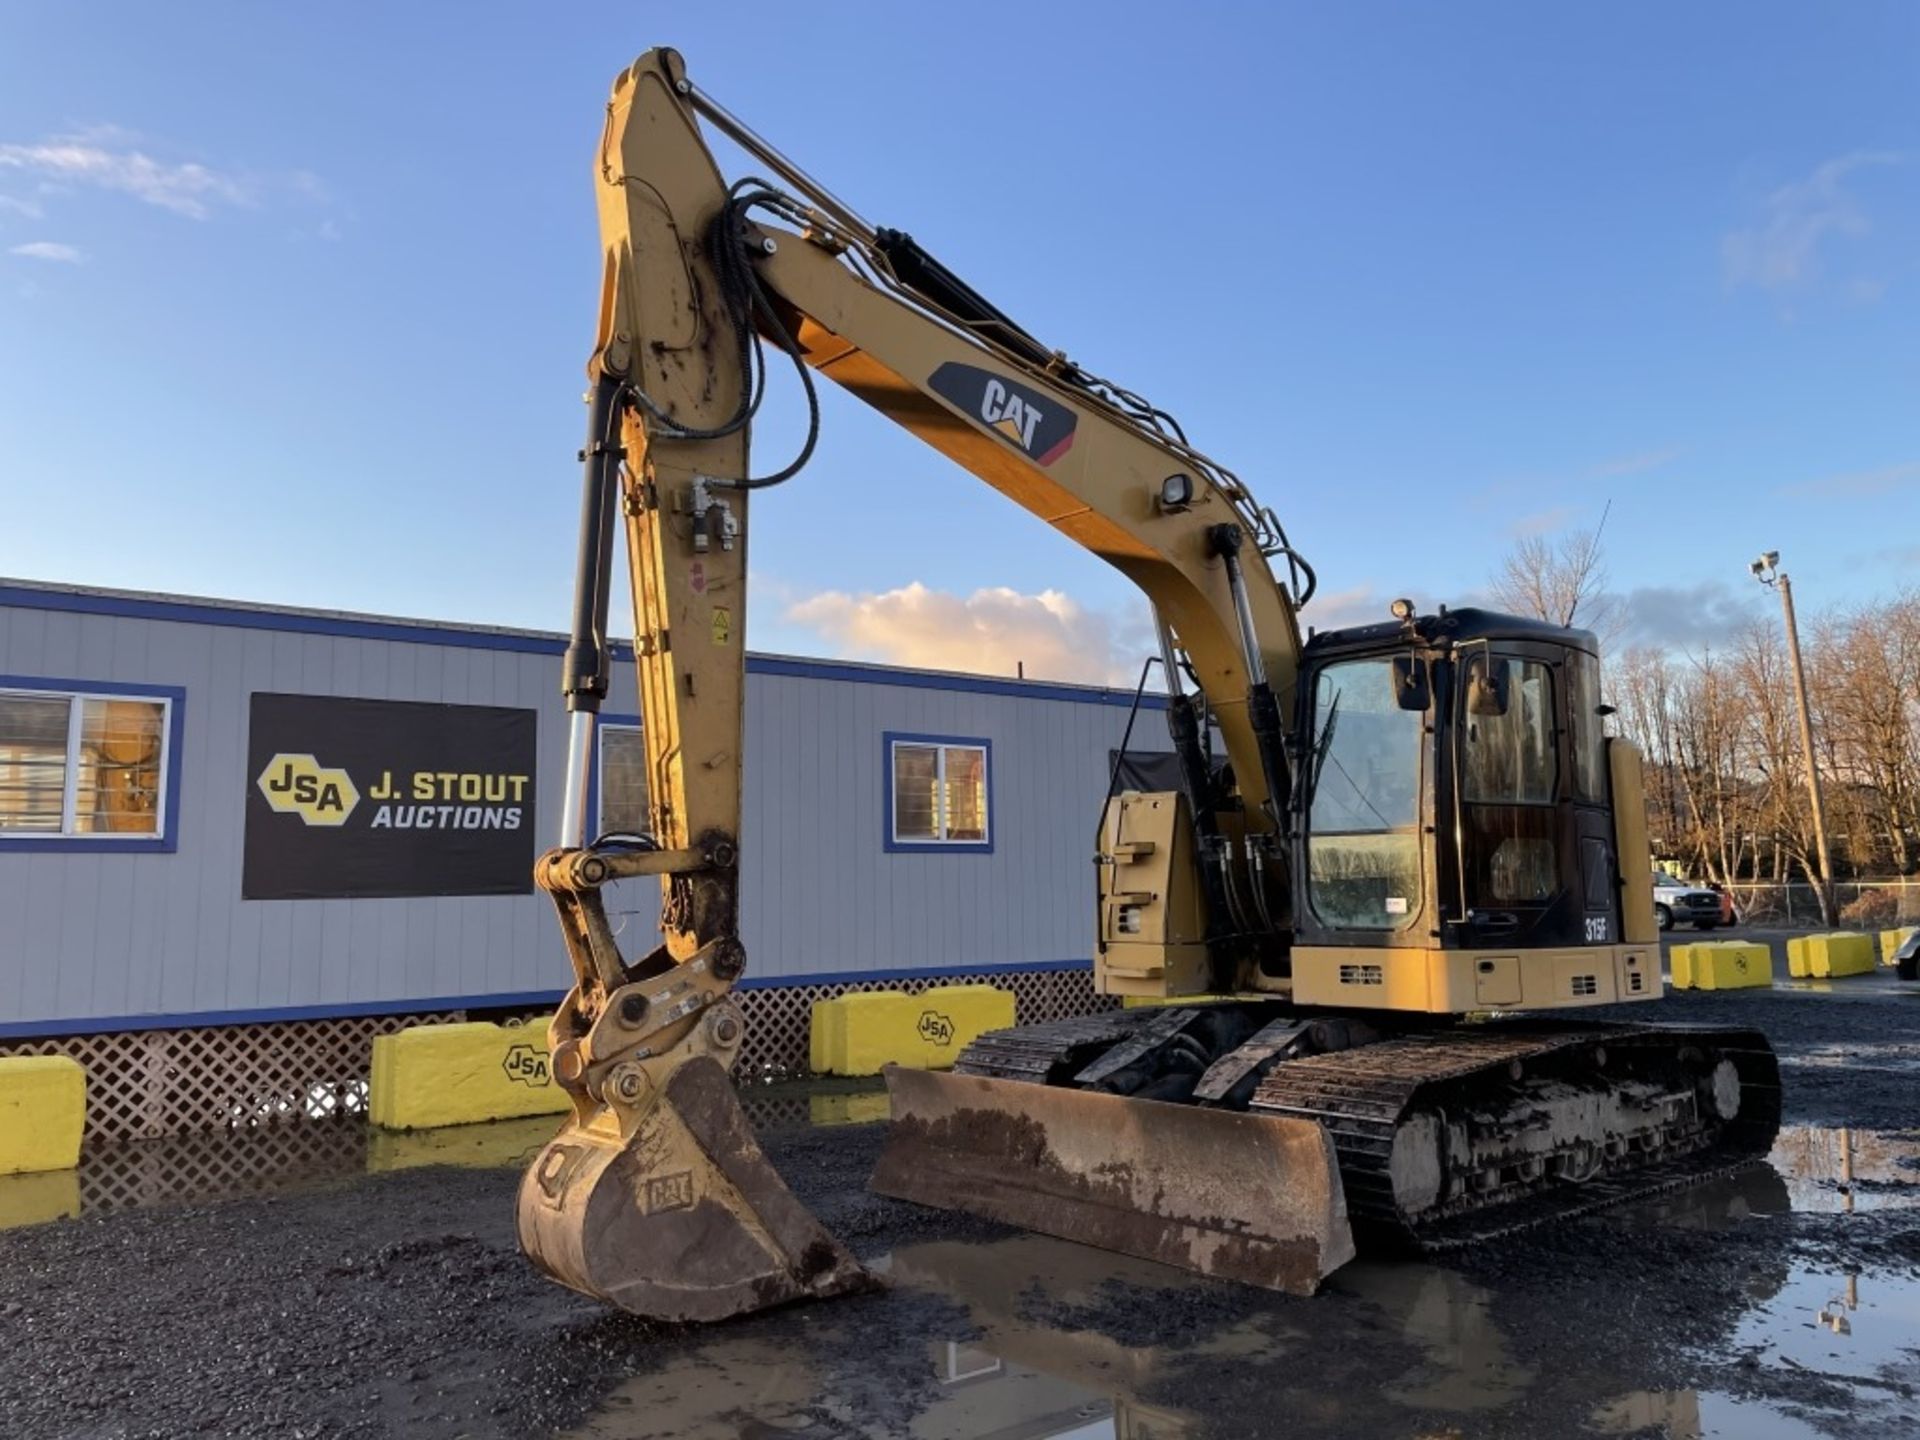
[565,1234,1224,1438]
[1591,1387,1852,1439]
[560,1219,1920,1439]
[1573,1263,1920,1439]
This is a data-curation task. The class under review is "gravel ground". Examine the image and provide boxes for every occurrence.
[0,979,1916,1439]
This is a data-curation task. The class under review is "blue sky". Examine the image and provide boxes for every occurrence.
[2,4,1915,681]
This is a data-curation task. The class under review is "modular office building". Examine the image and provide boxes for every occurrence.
[0,578,1160,1141]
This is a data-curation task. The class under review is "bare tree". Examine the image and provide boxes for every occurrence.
[1605,584,1920,901]
[1488,521,1619,643]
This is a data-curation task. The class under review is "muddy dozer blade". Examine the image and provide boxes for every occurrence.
[871,1067,1354,1296]
[517,1055,873,1323]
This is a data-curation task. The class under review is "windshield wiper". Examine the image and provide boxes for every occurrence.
[1307,690,1341,802]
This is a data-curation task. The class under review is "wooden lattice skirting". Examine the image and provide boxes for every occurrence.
[0,967,1111,1144]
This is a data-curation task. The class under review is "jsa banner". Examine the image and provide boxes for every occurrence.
[244,693,537,900]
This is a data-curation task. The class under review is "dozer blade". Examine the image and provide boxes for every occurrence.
[517,1055,873,1323]
[871,1066,1355,1297]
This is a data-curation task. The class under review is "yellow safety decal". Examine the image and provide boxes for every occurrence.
[711,607,732,645]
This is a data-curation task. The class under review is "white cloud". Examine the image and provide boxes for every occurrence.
[0,135,250,219]
[1722,152,1902,292]
[1588,447,1681,479]
[1614,582,1756,653]
[0,195,44,220]
[8,241,83,264]
[1300,584,1395,632]
[1508,506,1574,539]
[1779,460,1920,499]
[0,127,325,223]
[785,581,1150,685]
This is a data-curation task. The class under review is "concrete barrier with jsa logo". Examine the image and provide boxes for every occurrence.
[809,985,1015,1076]
[369,1020,570,1130]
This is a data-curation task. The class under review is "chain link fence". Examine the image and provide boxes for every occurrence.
[1723,878,1920,928]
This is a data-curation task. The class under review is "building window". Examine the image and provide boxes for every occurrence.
[885,733,991,852]
[0,680,183,851]
[596,721,652,840]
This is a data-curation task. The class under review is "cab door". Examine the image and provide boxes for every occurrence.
[1453,643,1582,948]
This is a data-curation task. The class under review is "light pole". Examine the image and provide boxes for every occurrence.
[1750,551,1835,924]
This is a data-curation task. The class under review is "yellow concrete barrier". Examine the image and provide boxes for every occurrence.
[808,995,852,1075]
[0,1055,85,1175]
[1670,941,1771,991]
[1880,926,1918,966]
[369,1020,570,1130]
[808,1090,891,1126]
[808,985,1015,1076]
[1786,931,1876,980]
[366,1114,563,1172]
[0,1169,80,1230]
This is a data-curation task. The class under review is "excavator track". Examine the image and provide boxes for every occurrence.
[949,1009,1781,1254]
[1249,1021,1780,1249]
[953,1010,1154,1083]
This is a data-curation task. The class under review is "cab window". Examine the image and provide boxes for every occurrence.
[1461,656,1559,911]
[1568,650,1607,803]
[1305,657,1423,930]
[1463,659,1556,803]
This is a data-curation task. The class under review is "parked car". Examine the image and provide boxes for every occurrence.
[1895,929,1920,982]
[1652,875,1723,932]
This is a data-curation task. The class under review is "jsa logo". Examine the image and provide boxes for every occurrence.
[257,753,360,827]
[979,378,1043,452]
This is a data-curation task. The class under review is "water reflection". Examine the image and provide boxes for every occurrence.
[561,1324,1154,1440]
[0,1077,881,1233]
[1735,1260,1920,1379]
[883,1233,1204,1434]
[1331,1264,1534,1413]
[1591,1388,1836,1440]
[1768,1124,1920,1212]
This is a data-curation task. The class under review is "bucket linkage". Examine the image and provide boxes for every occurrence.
[516,845,871,1323]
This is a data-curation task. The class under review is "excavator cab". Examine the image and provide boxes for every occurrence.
[1285,608,1660,1006]
[1091,606,1661,1014]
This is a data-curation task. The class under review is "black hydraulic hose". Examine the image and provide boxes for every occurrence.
[617,180,822,490]
[1164,693,1221,840]
[561,373,626,716]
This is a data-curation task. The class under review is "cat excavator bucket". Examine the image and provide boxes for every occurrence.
[517,1053,870,1323]
[513,941,875,1325]
[871,1067,1354,1297]
[515,852,872,1324]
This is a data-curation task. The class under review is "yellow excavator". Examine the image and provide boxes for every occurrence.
[516,48,1780,1321]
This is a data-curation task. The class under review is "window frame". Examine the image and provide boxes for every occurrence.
[0,676,185,854]
[1460,656,1559,807]
[588,714,648,842]
[1302,656,1427,934]
[883,731,993,854]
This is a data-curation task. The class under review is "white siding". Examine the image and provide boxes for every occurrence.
[0,589,1165,1030]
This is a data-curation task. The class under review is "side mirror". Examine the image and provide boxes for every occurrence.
[1392,656,1431,711]
[1465,654,1511,717]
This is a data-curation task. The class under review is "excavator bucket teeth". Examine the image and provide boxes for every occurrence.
[517,1055,873,1323]
[870,1066,1355,1297]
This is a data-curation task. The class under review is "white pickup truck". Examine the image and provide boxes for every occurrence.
[1652,875,1726,932]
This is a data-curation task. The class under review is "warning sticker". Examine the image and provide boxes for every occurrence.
[711,607,733,645]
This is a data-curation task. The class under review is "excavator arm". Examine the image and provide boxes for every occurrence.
[515,48,1348,1320]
